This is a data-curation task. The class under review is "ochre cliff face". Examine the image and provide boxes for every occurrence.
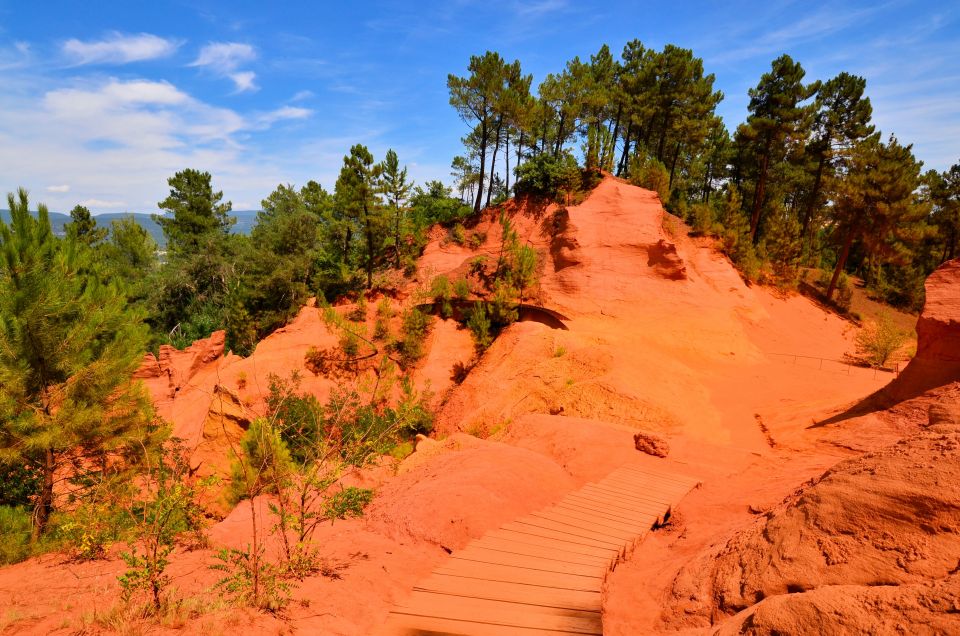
[916,258,960,363]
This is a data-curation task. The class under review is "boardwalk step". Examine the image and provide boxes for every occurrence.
[380,464,698,635]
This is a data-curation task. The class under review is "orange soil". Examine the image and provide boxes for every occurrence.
[1,175,940,635]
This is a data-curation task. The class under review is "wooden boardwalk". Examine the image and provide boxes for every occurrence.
[379,464,700,635]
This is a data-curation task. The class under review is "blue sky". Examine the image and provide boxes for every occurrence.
[0,0,956,213]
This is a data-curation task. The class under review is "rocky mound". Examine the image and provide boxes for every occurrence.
[883,258,960,402]
[661,390,960,633]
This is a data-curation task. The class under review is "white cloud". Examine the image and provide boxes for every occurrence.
[229,71,257,92]
[291,90,314,102]
[63,32,180,65]
[256,106,312,127]
[0,76,324,213]
[191,42,258,92]
[79,198,124,209]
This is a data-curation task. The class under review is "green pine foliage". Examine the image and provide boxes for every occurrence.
[0,189,160,535]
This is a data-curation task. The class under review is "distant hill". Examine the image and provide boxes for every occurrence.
[0,209,259,247]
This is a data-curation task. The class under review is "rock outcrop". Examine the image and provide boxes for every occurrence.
[884,258,960,401]
[662,392,960,632]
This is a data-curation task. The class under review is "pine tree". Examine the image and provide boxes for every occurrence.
[448,52,511,214]
[154,169,235,257]
[742,55,818,242]
[379,149,412,268]
[826,135,928,300]
[0,189,157,535]
[65,205,108,246]
[801,72,874,252]
[335,145,383,289]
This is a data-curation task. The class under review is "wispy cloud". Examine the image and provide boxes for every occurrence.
[191,42,258,92]
[0,75,325,213]
[79,198,124,208]
[63,32,181,65]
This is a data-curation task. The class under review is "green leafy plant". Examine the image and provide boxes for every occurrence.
[322,487,374,521]
[856,312,907,368]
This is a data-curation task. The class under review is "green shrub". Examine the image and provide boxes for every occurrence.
[338,328,360,358]
[394,308,431,367]
[856,312,907,368]
[346,294,367,322]
[467,303,493,352]
[266,373,324,466]
[323,487,374,521]
[430,275,454,318]
[373,298,394,341]
[629,154,670,202]
[0,462,42,508]
[0,505,32,565]
[450,223,467,246]
[228,418,295,504]
[453,277,471,300]
[467,231,486,249]
[514,152,582,200]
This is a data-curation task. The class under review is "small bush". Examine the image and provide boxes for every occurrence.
[467,303,493,352]
[453,278,471,300]
[346,295,367,322]
[228,419,295,504]
[0,505,32,565]
[856,312,907,368]
[394,308,431,367]
[450,223,467,246]
[514,152,582,201]
[212,545,289,612]
[323,487,374,521]
[467,231,486,249]
[338,328,360,358]
[629,154,670,202]
[430,275,454,318]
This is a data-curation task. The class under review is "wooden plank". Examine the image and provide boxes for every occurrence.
[436,561,603,591]
[454,547,606,577]
[569,490,667,516]
[484,529,618,560]
[510,517,628,546]
[601,475,697,498]
[542,504,648,533]
[583,480,679,503]
[381,612,595,636]
[588,478,688,498]
[470,537,610,566]
[414,574,601,611]
[595,476,692,497]
[579,484,674,510]
[581,486,670,515]
[501,521,623,550]
[393,592,602,634]
[616,465,698,486]
[554,497,659,526]
[529,509,641,538]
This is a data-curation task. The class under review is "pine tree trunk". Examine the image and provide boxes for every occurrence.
[618,124,633,176]
[473,116,488,215]
[505,135,511,194]
[394,204,402,269]
[608,104,622,172]
[827,216,861,300]
[669,140,682,188]
[364,201,374,289]
[554,112,566,158]
[800,151,827,250]
[34,448,55,537]
[486,116,503,208]
[750,139,772,243]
